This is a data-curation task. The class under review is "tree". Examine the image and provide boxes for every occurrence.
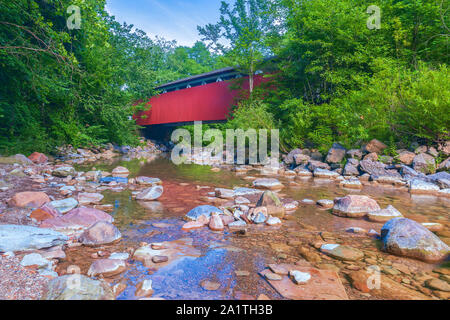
[197,0,280,94]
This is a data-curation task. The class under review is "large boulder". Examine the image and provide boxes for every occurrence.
[425,172,450,189]
[381,218,449,263]
[332,195,381,218]
[185,205,222,221]
[284,148,303,165]
[325,143,347,164]
[0,225,68,252]
[40,207,113,234]
[43,275,114,300]
[363,139,387,154]
[79,221,121,245]
[412,153,436,174]
[135,185,163,201]
[9,192,50,208]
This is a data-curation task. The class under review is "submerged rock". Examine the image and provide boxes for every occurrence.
[332,195,381,218]
[381,218,449,263]
[79,221,121,245]
[40,207,113,234]
[43,275,114,300]
[252,178,284,190]
[136,185,163,201]
[185,205,222,221]
[77,193,104,205]
[367,205,403,223]
[320,244,364,261]
[0,224,68,252]
[87,259,126,277]
[135,176,161,186]
[135,279,154,297]
[209,213,224,231]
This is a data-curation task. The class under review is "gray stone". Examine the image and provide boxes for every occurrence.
[412,153,436,174]
[343,159,360,176]
[135,176,161,186]
[136,185,163,201]
[425,172,450,189]
[186,205,222,221]
[332,195,380,218]
[50,198,78,214]
[325,143,347,164]
[0,225,68,252]
[409,179,440,194]
[52,166,76,178]
[252,178,284,190]
[381,218,449,263]
[367,205,403,222]
[43,275,115,300]
[313,168,340,179]
[346,149,363,160]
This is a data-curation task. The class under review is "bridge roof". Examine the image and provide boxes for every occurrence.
[155,66,239,90]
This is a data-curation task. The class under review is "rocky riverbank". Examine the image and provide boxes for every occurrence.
[0,138,449,300]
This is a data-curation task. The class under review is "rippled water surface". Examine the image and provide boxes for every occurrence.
[66,156,449,300]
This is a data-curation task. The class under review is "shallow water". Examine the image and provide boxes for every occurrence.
[69,155,450,300]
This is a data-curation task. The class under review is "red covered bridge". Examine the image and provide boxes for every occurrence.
[134,67,266,128]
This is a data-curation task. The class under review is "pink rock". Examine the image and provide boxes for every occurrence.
[39,203,61,218]
[40,207,113,232]
[221,215,235,226]
[332,195,381,218]
[9,192,50,208]
[28,152,48,164]
[182,221,205,231]
[209,213,224,231]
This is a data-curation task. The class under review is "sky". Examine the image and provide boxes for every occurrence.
[106,0,225,47]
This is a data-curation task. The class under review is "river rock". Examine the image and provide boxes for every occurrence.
[340,178,363,189]
[348,270,429,299]
[252,178,284,190]
[79,221,121,245]
[233,187,264,196]
[425,172,450,189]
[112,166,130,178]
[317,199,334,209]
[0,225,68,252]
[40,207,113,233]
[200,280,220,291]
[359,160,402,181]
[136,185,163,201]
[347,149,363,160]
[9,192,50,208]
[325,143,346,164]
[413,153,436,174]
[43,275,115,300]
[135,176,161,186]
[77,193,104,205]
[284,149,303,165]
[343,159,360,176]
[307,160,330,171]
[49,198,78,214]
[215,188,234,199]
[332,195,381,218]
[20,253,52,269]
[294,154,311,165]
[438,157,450,171]
[28,152,48,164]
[363,139,387,154]
[397,151,416,165]
[426,278,450,292]
[135,279,154,297]
[409,179,440,194]
[256,191,285,218]
[320,244,364,261]
[367,205,403,222]
[266,217,282,226]
[209,213,224,231]
[185,205,222,221]
[289,270,311,285]
[0,154,33,165]
[313,168,340,179]
[381,218,449,263]
[52,166,76,178]
[87,259,126,277]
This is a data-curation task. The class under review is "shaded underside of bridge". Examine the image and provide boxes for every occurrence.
[134,67,267,138]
